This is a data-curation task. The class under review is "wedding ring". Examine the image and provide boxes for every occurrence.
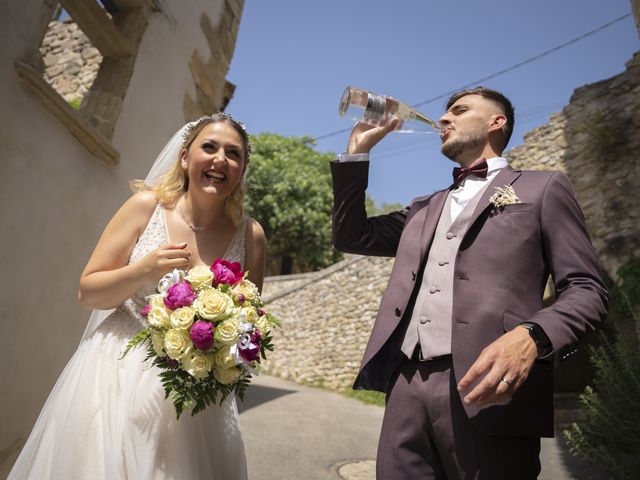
[501,376,513,385]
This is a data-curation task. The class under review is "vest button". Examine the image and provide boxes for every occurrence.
[419,317,431,324]
[395,308,402,317]
[446,232,455,239]
[429,287,438,294]
[438,260,448,266]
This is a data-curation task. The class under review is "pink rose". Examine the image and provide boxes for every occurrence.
[238,330,261,363]
[189,320,214,350]
[211,259,243,286]
[140,304,151,318]
[163,281,197,310]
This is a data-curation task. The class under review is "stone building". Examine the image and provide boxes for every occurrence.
[0,0,243,475]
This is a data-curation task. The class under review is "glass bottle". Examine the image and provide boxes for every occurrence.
[339,86,440,133]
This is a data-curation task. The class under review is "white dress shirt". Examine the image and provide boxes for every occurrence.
[338,153,508,222]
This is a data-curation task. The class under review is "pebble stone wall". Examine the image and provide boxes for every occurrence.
[508,52,640,277]
[262,255,394,390]
[39,20,102,104]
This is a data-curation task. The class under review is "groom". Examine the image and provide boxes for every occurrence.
[330,86,607,479]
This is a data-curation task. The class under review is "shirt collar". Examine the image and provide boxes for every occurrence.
[485,156,508,174]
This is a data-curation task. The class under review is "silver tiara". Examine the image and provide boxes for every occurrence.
[180,112,253,159]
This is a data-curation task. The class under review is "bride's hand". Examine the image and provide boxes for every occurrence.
[136,243,192,282]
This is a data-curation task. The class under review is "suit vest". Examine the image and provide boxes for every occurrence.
[401,183,491,359]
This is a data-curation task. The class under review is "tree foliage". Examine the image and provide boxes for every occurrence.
[246,133,341,274]
[564,257,640,480]
[366,198,404,217]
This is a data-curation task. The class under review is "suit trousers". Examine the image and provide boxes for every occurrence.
[376,357,541,480]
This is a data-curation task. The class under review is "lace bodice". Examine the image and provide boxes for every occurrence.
[101,204,247,340]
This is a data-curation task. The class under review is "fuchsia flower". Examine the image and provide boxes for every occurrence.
[211,259,243,286]
[163,281,197,310]
[140,304,152,318]
[238,330,262,363]
[190,320,215,350]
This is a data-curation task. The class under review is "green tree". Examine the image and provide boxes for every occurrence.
[565,257,640,480]
[246,133,342,275]
[366,198,404,216]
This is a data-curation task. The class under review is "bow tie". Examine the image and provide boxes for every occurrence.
[452,159,488,188]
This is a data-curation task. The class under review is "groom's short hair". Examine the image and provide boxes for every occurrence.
[446,87,515,151]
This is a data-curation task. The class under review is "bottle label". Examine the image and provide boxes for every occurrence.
[364,93,386,125]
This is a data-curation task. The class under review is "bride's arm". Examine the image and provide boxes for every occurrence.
[78,191,191,310]
[244,218,266,293]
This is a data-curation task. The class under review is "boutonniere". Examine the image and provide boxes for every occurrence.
[489,185,520,208]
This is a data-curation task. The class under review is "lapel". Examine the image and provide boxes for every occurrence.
[417,189,449,261]
[463,166,522,236]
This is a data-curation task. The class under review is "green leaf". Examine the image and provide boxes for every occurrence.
[119,329,151,359]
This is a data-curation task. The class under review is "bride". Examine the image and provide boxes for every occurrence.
[9,113,265,479]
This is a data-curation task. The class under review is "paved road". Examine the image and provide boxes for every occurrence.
[239,374,606,480]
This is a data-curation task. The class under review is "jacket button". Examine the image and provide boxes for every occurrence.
[395,308,401,317]
[455,272,468,280]
[411,271,416,281]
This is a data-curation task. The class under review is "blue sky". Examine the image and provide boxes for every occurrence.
[227,0,638,206]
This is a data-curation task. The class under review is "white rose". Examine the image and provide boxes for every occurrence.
[213,366,242,385]
[185,265,214,290]
[256,314,271,336]
[215,318,239,346]
[147,305,171,328]
[147,294,165,308]
[240,307,259,325]
[170,306,196,330]
[183,351,214,379]
[233,280,260,303]
[213,346,238,368]
[193,288,235,321]
[164,328,192,361]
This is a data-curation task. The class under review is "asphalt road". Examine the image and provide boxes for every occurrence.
[239,375,606,480]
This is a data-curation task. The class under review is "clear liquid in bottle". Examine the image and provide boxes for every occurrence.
[339,86,440,133]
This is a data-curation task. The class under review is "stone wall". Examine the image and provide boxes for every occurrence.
[40,20,101,104]
[508,52,640,277]
[263,255,393,389]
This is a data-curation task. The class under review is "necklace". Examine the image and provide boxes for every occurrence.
[178,203,206,232]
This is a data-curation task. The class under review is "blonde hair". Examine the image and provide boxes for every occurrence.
[131,114,251,227]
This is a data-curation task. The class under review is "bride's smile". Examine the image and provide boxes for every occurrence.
[182,122,246,198]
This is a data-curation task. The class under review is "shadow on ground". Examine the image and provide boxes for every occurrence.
[237,382,297,414]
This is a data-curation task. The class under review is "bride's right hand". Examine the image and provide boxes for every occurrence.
[136,243,192,283]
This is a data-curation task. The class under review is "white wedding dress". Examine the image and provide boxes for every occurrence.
[9,205,248,480]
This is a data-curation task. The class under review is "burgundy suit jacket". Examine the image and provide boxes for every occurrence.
[330,160,607,437]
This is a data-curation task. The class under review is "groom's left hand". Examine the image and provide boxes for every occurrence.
[457,327,538,407]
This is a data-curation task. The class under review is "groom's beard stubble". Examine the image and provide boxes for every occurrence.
[441,126,486,162]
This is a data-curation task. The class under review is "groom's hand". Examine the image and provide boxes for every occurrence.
[347,119,399,154]
[457,327,538,407]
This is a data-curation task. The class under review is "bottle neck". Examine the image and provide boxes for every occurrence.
[414,111,440,131]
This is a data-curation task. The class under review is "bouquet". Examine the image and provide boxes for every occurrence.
[122,259,279,418]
